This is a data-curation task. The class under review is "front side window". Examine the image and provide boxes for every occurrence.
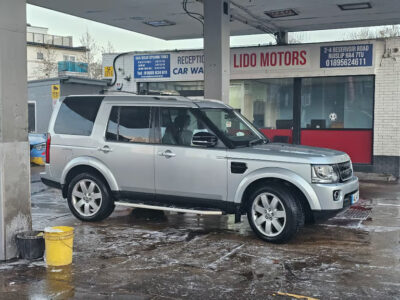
[201,108,265,147]
[106,106,151,143]
[54,97,103,136]
[160,107,214,147]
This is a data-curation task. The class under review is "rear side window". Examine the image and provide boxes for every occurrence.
[106,106,152,143]
[54,97,103,136]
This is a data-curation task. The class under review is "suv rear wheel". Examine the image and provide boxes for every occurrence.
[67,172,115,221]
[247,183,304,243]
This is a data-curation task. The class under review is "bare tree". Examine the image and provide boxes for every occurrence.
[79,30,103,79]
[347,25,400,40]
[288,32,310,44]
[101,41,116,54]
[36,45,58,79]
[377,25,400,38]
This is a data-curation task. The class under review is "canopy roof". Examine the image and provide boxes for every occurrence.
[28,0,400,40]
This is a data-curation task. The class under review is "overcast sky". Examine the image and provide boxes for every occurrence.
[26,4,393,53]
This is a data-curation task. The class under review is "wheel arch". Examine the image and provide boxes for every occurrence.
[234,167,321,212]
[61,157,119,198]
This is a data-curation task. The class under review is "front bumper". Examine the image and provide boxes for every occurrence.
[312,176,359,211]
[312,190,356,222]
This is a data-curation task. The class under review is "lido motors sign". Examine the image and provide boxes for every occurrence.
[232,49,308,69]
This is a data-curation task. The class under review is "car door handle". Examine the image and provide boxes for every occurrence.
[98,145,112,153]
[158,150,176,158]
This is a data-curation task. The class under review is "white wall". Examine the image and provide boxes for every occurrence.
[27,45,86,81]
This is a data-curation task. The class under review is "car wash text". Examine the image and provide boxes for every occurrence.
[173,55,205,75]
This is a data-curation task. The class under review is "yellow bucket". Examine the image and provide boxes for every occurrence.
[44,226,74,266]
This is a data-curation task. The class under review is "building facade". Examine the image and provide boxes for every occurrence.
[103,38,400,176]
[27,25,88,81]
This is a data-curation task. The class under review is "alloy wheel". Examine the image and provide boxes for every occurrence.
[72,179,103,217]
[251,192,287,237]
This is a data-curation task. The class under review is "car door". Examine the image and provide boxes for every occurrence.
[155,107,228,208]
[96,104,155,199]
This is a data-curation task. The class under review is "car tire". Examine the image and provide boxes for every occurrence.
[67,172,115,222]
[246,183,304,243]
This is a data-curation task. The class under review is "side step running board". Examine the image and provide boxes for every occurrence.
[114,201,223,215]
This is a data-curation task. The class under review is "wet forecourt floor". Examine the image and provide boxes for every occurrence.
[0,165,399,299]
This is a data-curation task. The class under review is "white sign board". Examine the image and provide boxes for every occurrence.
[133,46,312,82]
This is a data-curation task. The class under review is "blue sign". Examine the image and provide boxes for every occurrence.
[320,44,373,68]
[134,54,170,78]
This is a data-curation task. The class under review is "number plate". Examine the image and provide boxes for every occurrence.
[351,191,359,205]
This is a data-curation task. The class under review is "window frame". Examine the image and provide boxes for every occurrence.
[155,106,231,149]
[104,105,156,145]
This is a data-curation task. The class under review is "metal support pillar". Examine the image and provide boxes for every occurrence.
[0,0,31,260]
[275,31,289,45]
[203,0,231,104]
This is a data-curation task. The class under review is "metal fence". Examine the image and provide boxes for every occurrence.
[27,32,73,47]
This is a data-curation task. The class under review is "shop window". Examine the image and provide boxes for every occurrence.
[145,81,204,97]
[229,79,294,129]
[106,106,151,143]
[301,76,374,129]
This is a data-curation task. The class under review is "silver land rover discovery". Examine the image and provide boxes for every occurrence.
[41,95,359,243]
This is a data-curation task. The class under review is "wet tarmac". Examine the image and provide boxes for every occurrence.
[0,166,399,299]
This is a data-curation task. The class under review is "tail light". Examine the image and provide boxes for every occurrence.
[46,133,51,164]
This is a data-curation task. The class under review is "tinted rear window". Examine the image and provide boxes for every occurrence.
[54,97,103,136]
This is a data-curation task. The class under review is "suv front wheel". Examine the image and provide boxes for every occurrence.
[247,183,304,243]
[67,172,115,221]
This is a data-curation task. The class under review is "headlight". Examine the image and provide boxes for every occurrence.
[33,143,46,151]
[311,165,339,183]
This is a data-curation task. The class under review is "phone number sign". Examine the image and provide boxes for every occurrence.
[320,44,373,68]
[134,54,170,78]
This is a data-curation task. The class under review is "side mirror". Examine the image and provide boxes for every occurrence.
[192,132,218,147]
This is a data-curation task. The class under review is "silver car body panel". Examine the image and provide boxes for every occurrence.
[155,145,227,200]
[60,156,119,191]
[231,167,321,210]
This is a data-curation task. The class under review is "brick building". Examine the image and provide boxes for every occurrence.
[103,37,400,176]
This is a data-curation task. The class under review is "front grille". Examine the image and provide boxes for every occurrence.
[338,161,353,181]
